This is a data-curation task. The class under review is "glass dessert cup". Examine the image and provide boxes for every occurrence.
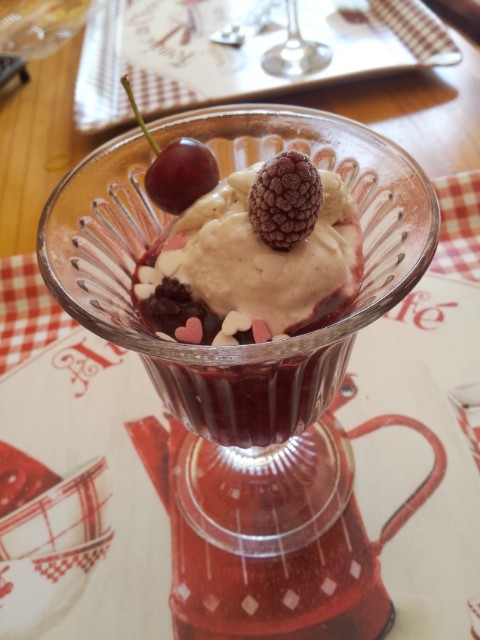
[37,105,439,557]
[0,0,106,60]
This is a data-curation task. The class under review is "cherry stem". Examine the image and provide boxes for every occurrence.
[121,75,161,156]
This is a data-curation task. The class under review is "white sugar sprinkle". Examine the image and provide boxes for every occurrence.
[222,310,252,336]
[155,332,177,342]
[212,331,239,346]
[137,265,155,284]
[158,250,182,277]
[134,283,155,301]
[272,333,290,341]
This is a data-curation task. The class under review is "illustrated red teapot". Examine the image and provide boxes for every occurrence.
[126,379,446,640]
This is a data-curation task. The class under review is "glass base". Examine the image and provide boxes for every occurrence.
[261,40,332,78]
[173,417,354,557]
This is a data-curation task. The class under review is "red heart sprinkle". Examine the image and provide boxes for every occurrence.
[164,231,187,252]
[252,319,272,344]
[175,317,203,344]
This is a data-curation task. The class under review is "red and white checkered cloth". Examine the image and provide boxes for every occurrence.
[429,170,480,281]
[0,256,77,376]
[370,0,460,64]
[1,170,479,377]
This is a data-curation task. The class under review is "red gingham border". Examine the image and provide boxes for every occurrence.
[371,0,460,64]
[429,170,480,281]
[32,528,114,583]
[0,254,78,377]
[1,171,479,378]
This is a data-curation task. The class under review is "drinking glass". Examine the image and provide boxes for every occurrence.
[262,0,331,77]
[37,105,439,556]
[0,0,100,59]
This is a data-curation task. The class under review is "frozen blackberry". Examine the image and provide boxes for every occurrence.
[138,276,223,344]
[248,150,323,250]
[140,277,202,332]
[155,278,191,304]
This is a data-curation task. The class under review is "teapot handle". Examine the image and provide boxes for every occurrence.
[347,414,447,556]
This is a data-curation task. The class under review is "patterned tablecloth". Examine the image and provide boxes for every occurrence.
[0,170,479,639]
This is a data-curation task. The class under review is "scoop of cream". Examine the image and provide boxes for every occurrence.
[151,165,362,338]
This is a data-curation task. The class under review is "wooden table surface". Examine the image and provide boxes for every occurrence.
[1,20,479,258]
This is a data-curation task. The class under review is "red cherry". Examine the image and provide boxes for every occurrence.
[121,76,220,216]
[145,138,220,215]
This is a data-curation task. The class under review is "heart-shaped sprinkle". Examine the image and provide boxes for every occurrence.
[156,332,177,342]
[164,231,187,252]
[212,331,239,346]
[222,310,252,336]
[134,283,155,301]
[253,253,287,283]
[137,265,155,284]
[175,317,203,344]
[158,250,182,277]
[252,319,272,343]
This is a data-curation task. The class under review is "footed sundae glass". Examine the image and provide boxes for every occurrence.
[38,105,439,557]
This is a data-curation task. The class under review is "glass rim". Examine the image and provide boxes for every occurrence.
[37,103,440,365]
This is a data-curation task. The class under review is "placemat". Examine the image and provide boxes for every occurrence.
[0,170,479,639]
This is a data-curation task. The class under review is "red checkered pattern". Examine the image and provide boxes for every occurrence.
[0,171,479,378]
[74,0,199,133]
[429,170,480,281]
[371,0,460,63]
[33,529,114,584]
[0,253,78,377]
[120,61,197,116]
[34,556,78,583]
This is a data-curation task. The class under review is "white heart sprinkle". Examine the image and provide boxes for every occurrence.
[156,332,177,342]
[212,331,239,346]
[253,253,287,283]
[222,310,252,336]
[272,333,290,341]
[134,283,155,301]
[137,265,155,284]
[158,250,182,277]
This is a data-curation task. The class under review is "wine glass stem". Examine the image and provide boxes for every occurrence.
[261,0,332,77]
[285,0,303,43]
